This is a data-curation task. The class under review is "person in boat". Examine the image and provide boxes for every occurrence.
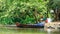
[45,17,52,23]
[36,16,47,27]
[35,18,45,28]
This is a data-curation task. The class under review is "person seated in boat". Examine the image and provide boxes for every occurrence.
[16,22,20,27]
[37,19,45,26]
[33,18,45,28]
[36,15,47,27]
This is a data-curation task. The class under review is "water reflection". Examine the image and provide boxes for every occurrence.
[47,29,51,34]
[0,27,60,34]
[46,29,60,34]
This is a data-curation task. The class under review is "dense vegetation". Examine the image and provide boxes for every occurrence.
[0,0,59,24]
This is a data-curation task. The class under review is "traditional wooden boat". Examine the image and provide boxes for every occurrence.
[16,22,44,28]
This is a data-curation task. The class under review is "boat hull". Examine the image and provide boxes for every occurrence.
[16,24,44,28]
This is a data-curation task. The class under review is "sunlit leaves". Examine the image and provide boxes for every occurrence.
[0,0,49,24]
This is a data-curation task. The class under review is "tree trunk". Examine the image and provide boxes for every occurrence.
[33,9,38,23]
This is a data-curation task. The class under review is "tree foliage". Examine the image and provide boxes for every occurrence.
[48,0,60,9]
[0,0,49,24]
[47,0,60,19]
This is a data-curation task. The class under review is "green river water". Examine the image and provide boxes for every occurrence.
[0,26,60,34]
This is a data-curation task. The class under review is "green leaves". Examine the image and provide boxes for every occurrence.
[0,0,49,24]
[48,0,60,9]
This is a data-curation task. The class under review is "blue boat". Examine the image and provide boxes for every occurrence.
[16,22,44,28]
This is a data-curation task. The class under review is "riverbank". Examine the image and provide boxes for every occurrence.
[44,22,60,32]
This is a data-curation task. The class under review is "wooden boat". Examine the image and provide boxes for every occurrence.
[16,22,44,28]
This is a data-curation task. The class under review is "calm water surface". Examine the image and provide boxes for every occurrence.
[0,27,60,34]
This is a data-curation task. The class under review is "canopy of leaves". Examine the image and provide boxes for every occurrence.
[0,0,49,24]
